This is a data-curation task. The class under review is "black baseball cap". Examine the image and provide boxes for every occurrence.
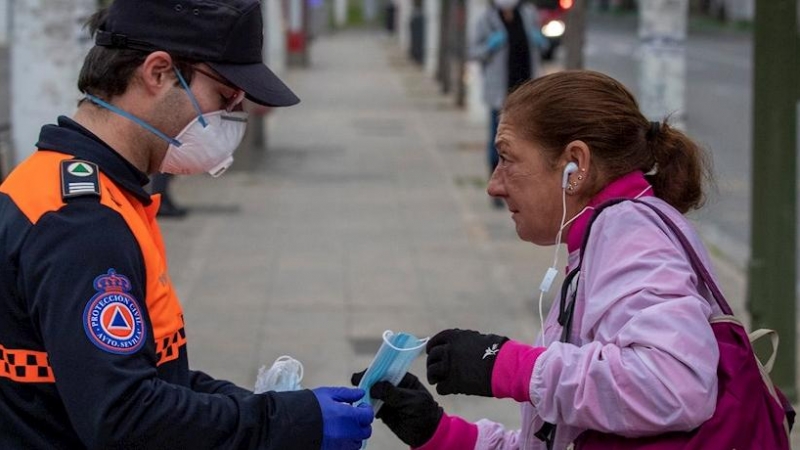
[95,0,299,107]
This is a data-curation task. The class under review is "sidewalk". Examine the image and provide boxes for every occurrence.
[160,28,762,448]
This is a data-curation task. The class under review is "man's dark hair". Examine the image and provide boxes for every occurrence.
[77,8,197,102]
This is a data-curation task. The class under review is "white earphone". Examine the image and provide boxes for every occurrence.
[538,161,581,347]
[561,162,579,189]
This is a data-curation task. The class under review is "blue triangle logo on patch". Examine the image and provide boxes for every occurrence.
[109,306,131,330]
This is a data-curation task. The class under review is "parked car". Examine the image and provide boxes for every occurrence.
[532,0,571,60]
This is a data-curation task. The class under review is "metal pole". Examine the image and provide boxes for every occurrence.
[638,0,688,130]
[564,0,586,70]
[747,0,798,401]
[454,0,466,108]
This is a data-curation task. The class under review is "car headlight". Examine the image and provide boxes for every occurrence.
[541,20,565,38]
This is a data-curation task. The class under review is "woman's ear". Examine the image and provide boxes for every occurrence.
[562,140,591,195]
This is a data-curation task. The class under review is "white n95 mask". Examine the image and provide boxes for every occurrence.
[159,110,248,178]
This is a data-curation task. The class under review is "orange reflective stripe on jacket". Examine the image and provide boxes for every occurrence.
[95,165,187,366]
[0,345,55,383]
[3,151,187,369]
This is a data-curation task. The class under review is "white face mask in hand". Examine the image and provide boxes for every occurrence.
[159,110,248,177]
[495,0,520,9]
[254,355,304,393]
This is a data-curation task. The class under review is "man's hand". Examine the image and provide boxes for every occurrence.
[351,371,442,448]
[426,328,509,397]
[311,387,374,450]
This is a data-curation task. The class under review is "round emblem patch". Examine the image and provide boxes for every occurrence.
[67,162,95,177]
[83,269,146,354]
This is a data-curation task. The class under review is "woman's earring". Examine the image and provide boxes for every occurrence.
[577,175,584,181]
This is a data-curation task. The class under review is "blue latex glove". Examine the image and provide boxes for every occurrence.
[531,29,549,50]
[486,30,507,51]
[312,387,374,450]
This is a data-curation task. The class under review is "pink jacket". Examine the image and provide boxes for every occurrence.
[421,173,722,450]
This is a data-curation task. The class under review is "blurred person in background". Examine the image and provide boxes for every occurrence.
[0,0,372,448]
[470,0,548,209]
[150,173,188,218]
[351,70,788,449]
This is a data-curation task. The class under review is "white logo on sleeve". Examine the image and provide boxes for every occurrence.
[483,343,500,360]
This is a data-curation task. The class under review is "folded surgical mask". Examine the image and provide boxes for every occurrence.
[254,355,304,393]
[357,330,429,413]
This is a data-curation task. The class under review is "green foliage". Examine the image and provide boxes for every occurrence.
[347,1,364,26]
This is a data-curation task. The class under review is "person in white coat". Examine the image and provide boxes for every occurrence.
[469,0,547,208]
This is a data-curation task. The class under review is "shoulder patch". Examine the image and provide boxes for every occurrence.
[61,159,100,200]
[83,269,147,355]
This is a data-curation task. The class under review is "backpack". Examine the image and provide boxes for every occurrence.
[537,198,795,450]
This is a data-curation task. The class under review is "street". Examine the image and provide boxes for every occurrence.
[583,13,756,268]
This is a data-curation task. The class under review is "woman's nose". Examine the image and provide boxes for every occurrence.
[487,167,505,197]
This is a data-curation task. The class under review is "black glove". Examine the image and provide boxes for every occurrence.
[426,328,509,397]
[351,371,443,448]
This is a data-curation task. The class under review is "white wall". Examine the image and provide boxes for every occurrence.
[11,0,94,165]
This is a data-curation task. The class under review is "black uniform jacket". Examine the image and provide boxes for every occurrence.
[0,117,322,449]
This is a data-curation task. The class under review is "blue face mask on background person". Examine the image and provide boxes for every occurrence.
[85,68,248,177]
[357,330,429,412]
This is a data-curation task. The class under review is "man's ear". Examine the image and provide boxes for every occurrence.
[138,51,175,95]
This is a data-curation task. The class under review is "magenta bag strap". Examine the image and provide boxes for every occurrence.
[584,199,734,315]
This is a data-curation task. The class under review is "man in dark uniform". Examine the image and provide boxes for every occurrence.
[0,1,373,448]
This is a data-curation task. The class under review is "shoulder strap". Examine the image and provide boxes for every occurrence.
[60,159,101,201]
[571,198,733,316]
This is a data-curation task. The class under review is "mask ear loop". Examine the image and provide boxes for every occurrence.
[174,67,209,128]
[537,186,594,347]
[85,94,182,147]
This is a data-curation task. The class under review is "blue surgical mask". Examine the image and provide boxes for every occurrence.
[357,330,429,412]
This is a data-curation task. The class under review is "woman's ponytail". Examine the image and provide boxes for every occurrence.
[645,121,713,213]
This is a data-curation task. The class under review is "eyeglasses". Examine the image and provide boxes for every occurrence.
[193,66,246,112]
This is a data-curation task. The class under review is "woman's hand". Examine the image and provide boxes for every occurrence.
[425,328,509,397]
[351,371,442,448]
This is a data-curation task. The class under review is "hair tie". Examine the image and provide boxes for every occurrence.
[646,121,661,141]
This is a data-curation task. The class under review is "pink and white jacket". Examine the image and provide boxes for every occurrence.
[418,172,722,450]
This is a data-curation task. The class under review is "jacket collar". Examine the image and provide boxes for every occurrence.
[36,116,152,205]
[566,171,654,253]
